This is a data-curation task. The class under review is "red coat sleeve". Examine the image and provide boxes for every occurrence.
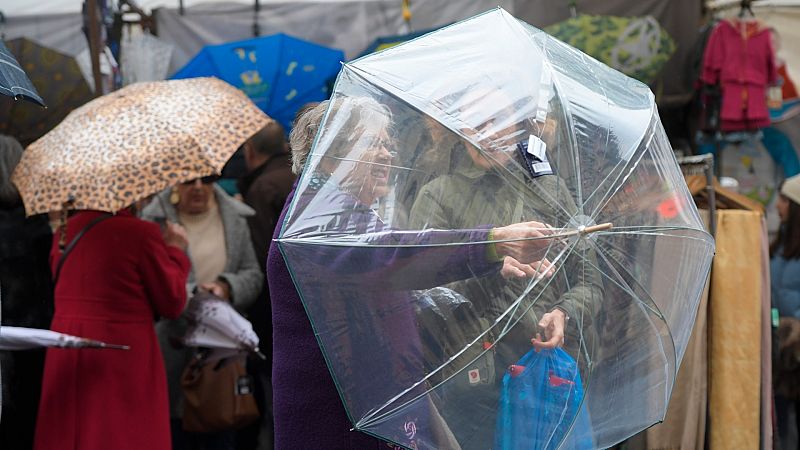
[138,224,191,319]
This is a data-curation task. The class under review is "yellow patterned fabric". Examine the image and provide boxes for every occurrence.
[708,210,763,450]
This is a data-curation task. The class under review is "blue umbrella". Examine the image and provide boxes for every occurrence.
[172,33,343,129]
[0,39,45,107]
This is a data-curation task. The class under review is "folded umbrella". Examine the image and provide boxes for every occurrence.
[11,77,270,216]
[0,326,129,350]
[183,292,262,358]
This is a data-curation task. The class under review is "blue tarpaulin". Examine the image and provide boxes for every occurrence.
[172,33,343,129]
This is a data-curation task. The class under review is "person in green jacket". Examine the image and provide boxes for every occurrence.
[407,91,604,448]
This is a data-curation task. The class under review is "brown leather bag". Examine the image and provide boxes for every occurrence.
[181,353,260,432]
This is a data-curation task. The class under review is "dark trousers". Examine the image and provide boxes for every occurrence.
[235,356,273,450]
[776,395,800,450]
[171,419,236,450]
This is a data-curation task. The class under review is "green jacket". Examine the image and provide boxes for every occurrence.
[408,157,603,363]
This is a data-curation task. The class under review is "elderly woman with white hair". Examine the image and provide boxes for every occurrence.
[267,98,557,449]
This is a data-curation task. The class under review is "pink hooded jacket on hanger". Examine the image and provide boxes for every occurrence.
[702,18,777,131]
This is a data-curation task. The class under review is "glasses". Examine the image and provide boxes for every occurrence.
[181,175,220,186]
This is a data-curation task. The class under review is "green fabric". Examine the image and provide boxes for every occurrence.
[545,14,676,84]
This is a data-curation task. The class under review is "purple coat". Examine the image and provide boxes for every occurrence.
[268,183,500,449]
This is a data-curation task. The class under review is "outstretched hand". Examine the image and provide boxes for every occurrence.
[531,308,567,351]
[500,256,555,279]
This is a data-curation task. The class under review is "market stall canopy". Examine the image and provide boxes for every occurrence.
[0,0,210,15]
[2,1,699,105]
[172,33,343,129]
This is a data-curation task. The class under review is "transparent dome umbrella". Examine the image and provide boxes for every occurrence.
[276,8,714,450]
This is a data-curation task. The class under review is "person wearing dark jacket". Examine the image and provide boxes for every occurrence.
[236,121,296,450]
[238,121,295,274]
[0,135,54,450]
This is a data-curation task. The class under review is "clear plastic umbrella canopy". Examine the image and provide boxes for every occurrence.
[277,8,714,450]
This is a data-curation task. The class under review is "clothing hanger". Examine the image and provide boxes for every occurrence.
[738,0,757,22]
[685,174,764,212]
[568,0,578,18]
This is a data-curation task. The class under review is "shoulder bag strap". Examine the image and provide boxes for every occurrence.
[53,213,113,286]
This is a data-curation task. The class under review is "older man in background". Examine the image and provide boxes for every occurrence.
[236,121,296,450]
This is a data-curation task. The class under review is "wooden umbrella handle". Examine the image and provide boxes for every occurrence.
[580,222,613,234]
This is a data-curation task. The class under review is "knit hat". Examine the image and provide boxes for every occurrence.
[782,174,800,205]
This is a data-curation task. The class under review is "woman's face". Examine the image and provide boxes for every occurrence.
[345,128,394,205]
[778,194,790,223]
[175,178,214,214]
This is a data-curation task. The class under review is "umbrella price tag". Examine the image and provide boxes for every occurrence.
[527,134,547,161]
[517,135,553,178]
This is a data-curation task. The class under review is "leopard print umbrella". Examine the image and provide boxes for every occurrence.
[12,77,271,215]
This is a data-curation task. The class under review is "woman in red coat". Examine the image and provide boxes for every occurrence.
[33,208,191,450]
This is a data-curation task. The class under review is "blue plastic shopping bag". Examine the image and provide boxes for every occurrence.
[495,348,593,449]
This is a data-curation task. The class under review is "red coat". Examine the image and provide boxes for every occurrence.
[701,19,777,130]
[34,210,190,450]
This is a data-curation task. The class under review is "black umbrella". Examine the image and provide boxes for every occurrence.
[0,39,45,106]
[0,38,93,146]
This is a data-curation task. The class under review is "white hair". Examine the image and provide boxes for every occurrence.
[288,96,393,175]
